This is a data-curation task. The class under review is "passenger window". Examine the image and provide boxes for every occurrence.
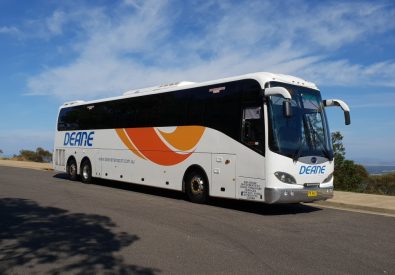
[242,106,264,153]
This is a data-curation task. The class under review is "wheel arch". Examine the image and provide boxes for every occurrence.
[80,156,91,169]
[67,155,77,172]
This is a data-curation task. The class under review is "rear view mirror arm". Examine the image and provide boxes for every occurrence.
[263,87,293,118]
[323,99,351,125]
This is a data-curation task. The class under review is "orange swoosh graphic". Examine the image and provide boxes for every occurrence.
[117,126,206,166]
[115,128,146,159]
[158,126,205,151]
[125,128,193,166]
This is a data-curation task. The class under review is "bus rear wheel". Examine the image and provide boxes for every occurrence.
[67,158,78,181]
[185,169,208,204]
[80,159,92,184]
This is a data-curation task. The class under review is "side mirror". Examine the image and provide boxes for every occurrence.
[264,87,292,100]
[323,99,351,125]
[264,87,292,118]
[344,111,351,126]
[283,100,292,117]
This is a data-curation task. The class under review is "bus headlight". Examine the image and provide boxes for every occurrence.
[322,173,333,183]
[274,172,297,184]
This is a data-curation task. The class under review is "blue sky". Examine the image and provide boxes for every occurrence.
[0,0,394,164]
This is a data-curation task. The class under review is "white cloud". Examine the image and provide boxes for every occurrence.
[302,59,395,87]
[0,25,19,35]
[285,2,393,49]
[345,91,395,109]
[46,10,67,35]
[25,0,395,100]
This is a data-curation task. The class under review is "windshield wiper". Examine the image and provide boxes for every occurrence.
[306,118,332,160]
[292,113,309,162]
[292,131,303,162]
[321,148,331,160]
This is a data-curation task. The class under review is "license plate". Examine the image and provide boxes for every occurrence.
[308,191,318,197]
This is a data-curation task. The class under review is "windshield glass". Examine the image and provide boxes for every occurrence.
[267,82,333,160]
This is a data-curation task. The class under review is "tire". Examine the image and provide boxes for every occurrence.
[80,159,92,184]
[185,169,209,204]
[67,159,78,181]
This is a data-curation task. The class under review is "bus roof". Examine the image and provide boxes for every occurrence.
[60,72,318,108]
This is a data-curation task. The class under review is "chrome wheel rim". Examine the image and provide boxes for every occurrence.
[82,165,89,179]
[70,164,77,176]
[190,176,204,195]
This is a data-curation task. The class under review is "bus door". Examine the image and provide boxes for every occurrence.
[241,106,264,153]
[236,106,265,201]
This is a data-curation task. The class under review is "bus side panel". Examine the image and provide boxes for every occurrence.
[165,152,212,191]
[91,149,102,178]
[54,127,267,201]
[235,150,266,202]
[92,129,212,192]
[99,150,212,192]
[210,154,236,198]
[196,128,266,199]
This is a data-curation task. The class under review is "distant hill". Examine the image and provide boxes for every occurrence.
[363,165,395,175]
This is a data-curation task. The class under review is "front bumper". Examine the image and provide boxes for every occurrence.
[264,187,333,204]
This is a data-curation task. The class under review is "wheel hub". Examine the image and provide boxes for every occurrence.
[70,164,76,175]
[82,165,89,179]
[191,176,204,194]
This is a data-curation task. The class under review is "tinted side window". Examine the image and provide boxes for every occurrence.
[186,87,207,126]
[57,79,262,145]
[57,106,89,131]
[204,82,242,140]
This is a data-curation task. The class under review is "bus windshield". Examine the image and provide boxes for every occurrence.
[267,83,333,160]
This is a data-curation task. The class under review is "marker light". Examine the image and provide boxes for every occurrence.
[274,172,297,184]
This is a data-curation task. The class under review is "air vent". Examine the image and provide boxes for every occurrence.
[304,183,319,188]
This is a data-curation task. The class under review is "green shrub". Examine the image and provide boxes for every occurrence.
[334,160,369,192]
[364,173,395,195]
[331,131,394,195]
[332,132,369,192]
[14,147,52,163]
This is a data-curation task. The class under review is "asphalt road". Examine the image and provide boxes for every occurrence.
[1,166,394,274]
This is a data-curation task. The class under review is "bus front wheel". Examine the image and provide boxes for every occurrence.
[67,158,78,181]
[185,169,209,204]
[80,159,92,184]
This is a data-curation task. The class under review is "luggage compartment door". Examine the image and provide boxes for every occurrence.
[211,154,236,198]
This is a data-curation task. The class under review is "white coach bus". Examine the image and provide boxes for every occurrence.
[53,72,350,204]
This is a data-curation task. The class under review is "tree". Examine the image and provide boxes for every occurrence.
[15,147,52,163]
[332,131,345,165]
[35,147,52,162]
[331,131,368,191]
[0,149,3,155]
[18,149,40,162]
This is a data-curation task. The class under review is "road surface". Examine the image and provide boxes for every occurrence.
[1,166,394,274]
